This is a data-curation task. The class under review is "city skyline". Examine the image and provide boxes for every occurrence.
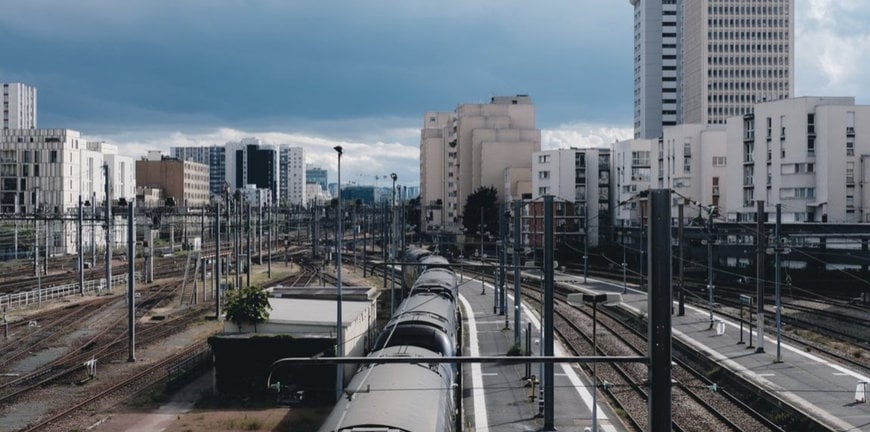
[1,0,868,186]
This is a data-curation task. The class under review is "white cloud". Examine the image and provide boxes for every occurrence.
[542,123,633,151]
[796,0,870,100]
[91,127,421,187]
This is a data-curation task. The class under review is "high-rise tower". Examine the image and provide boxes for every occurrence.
[2,83,37,130]
[632,0,794,139]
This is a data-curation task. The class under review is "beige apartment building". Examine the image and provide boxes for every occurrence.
[420,95,541,234]
[136,154,210,207]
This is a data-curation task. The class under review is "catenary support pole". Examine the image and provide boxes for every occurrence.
[513,200,522,346]
[127,202,136,362]
[678,203,685,315]
[105,164,112,294]
[542,195,555,431]
[79,196,85,296]
[648,189,672,432]
[215,202,221,320]
[756,200,766,352]
[334,145,345,401]
[499,203,507,317]
[775,203,782,362]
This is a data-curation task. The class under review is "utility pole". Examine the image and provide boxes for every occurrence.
[755,200,766,352]
[677,203,685,315]
[267,203,272,279]
[91,192,96,268]
[78,196,85,296]
[706,205,716,328]
[512,200,522,346]
[215,202,222,320]
[105,164,112,294]
[498,203,507,319]
[246,202,252,288]
[583,202,589,283]
[773,203,786,362]
[542,195,555,431]
[648,189,673,432]
[127,202,136,362]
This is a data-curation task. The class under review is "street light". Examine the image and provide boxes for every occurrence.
[333,145,344,401]
[390,172,397,315]
[567,292,622,432]
[620,230,627,294]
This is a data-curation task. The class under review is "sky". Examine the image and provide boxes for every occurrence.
[1,0,869,186]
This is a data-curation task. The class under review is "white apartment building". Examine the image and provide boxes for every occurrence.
[279,146,306,207]
[725,96,870,223]
[420,95,541,234]
[531,148,612,247]
[88,141,136,203]
[0,129,132,254]
[631,0,794,138]
[652,124,729,220]
[613,138,655,227]
[2,82,37,130]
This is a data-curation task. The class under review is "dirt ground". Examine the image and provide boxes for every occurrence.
[79,263,382,432]
[90,371,332,432]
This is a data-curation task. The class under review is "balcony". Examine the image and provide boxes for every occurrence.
[847,126,855,136]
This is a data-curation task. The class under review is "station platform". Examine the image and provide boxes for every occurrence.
[563,273,870,431]
[459,272,626,432]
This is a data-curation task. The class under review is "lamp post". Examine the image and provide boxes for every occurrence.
[567,292,622,432]
[621,230,627,294]
[334,145,344,401]
[390,172,397,314]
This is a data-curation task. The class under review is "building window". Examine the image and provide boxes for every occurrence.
[538,187,549,195]
[538,154,551,163]
[712,156,726,167]
[539,171,550,179]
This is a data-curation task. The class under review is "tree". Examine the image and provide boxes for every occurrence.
[224,285,272,332]
[462,186,499,238]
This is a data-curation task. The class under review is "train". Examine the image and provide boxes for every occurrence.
[318,247,460,432]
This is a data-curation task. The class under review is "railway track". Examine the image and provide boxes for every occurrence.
[0,281,199,405]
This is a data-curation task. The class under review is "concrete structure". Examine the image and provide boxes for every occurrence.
[652,124,729,220]
[279,146,306,206]
[631,0,794,138]
[2,82,37,130]
[613,138,655,227]
[135,154,210,207]
[531,148,612,247]
[171,145,226,196]
[225,138,278,202]
[305,165,328,191]
[420,95,540,234]
[725,96,870,223]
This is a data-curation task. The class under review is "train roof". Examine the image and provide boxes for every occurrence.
[391,294,456,327]
[412,268,457,291]
[403,248,432,263]
[420,255,450,267]
[318,346,453,432]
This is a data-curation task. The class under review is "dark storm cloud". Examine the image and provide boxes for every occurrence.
[0,0,634,132]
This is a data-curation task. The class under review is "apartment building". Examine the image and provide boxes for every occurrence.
[2,82,37,130]
[531,148,612,247]
[652,124,729,220]
[171,145,226,196]
[136,153,210,207]
[306,166,328,191]
[279,146,306,206]
[725,97,870,223]
[420,95,541,234]
[613,138,656,227]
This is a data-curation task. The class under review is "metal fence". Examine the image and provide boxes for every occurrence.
[0,273,132,312]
